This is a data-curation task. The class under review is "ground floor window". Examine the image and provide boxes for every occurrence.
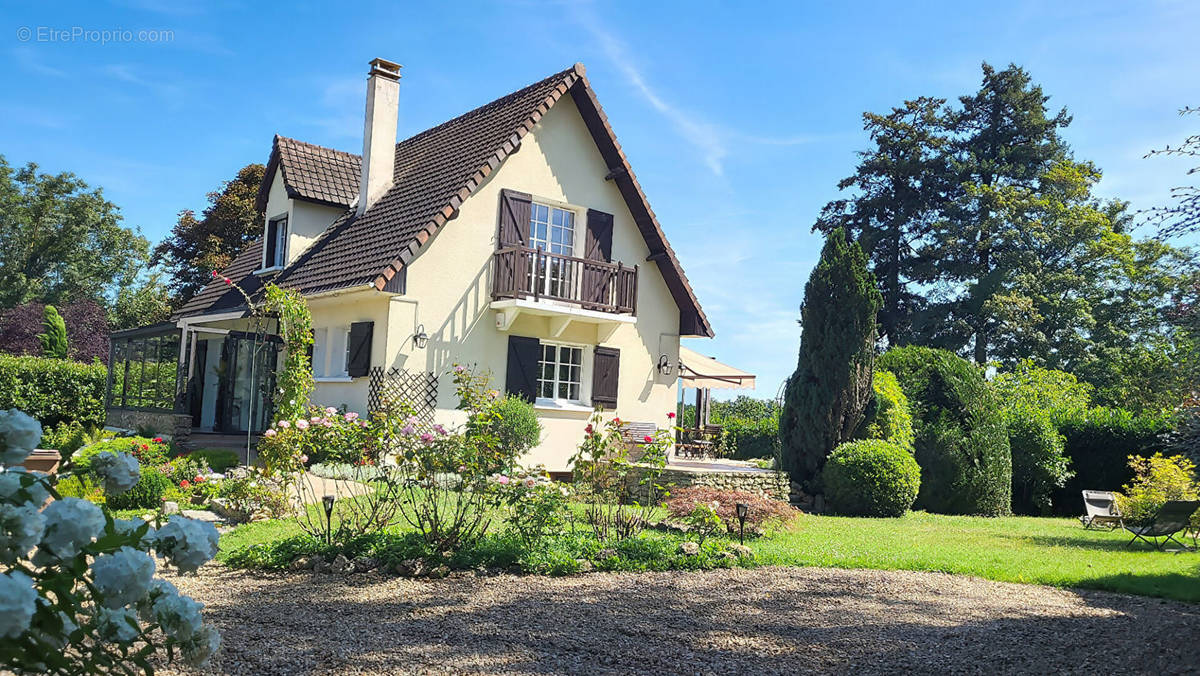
[109,328,181,411]
[538,343,583,402]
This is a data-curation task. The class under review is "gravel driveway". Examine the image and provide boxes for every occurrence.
[161,565,1200,675]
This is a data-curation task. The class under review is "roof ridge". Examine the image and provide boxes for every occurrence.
[275,135,360,161]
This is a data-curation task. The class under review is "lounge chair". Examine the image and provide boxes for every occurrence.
[1079,490,1123,530]
[1123,500,1200,551]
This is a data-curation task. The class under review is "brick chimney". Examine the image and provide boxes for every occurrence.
[357,58,401,215]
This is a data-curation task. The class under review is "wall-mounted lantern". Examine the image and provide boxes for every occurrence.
[412,324,429,350]
[657,354,674,376]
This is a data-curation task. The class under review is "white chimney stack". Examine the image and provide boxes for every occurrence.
[357,58,401,215]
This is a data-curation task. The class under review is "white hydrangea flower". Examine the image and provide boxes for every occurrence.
[90,546,156,609]
[154,516,219,573]
[153,588,205,641]
[0,468,49,506]
[112,517,156,548]
[180,624,221,667]
[36,498,104,563]
[0,409,41,466]
[95,606,140,644]
[90,452,141,494]
[0,570,37,638]
[0,502,46,564]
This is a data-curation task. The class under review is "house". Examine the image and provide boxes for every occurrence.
[105,58,712,471]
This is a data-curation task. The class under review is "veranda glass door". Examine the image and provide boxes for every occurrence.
[219,332,278,434]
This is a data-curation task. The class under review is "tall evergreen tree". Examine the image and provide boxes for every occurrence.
[154,163,265,306]
[780,228,882,494]
[923,63,1073,364]
[37,304,68,359]
[816,97,951,347]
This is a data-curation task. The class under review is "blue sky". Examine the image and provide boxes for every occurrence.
[3,1,1199,400]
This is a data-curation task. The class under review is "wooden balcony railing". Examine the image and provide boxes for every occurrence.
[492,246,638,315]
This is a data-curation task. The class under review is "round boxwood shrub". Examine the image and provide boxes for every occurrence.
[104,465,171,510]
[858,370,915,451]
[823,439,921,517]
[876,346,1012,516]
[489,395,542,454]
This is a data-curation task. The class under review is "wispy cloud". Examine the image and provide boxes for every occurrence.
[99,63,187,107]
[11,47,67,78]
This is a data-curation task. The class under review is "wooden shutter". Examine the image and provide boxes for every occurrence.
[506,336,540,401]
[591,346,620,409]
[346,321,373,378]
[497,189,532,248]
[583,209,615,307]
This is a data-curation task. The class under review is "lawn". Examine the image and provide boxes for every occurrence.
[216,503,1200,603]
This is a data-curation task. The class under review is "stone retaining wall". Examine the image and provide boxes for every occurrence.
[623,466,791,503]
[105,409,193,448]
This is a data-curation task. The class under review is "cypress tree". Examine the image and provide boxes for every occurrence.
[38,305,69,359]
[780,228,882,495]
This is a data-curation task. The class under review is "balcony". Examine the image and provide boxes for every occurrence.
[491,246,638,337]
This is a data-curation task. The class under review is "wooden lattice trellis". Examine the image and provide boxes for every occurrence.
[367,367,439,424]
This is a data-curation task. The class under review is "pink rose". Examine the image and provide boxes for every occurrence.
[295,419,309,430]
[311,416,321,423]
[497,476,510,485]
[264,429,277,437]
[643,435,653,443]
[420,432,434,444]
[344,412,359,421]
[325,407,338,415]
[277,420,290,429]
[300,454,309,463]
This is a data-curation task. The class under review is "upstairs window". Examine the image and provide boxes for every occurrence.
[264,215,288,269]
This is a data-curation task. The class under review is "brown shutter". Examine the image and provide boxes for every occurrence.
[497,189,532,248]
[591,346,620,409]
[583,209,615,307]
[347,321,373,378]
[506,336,540,401]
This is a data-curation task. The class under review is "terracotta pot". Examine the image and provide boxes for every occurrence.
[19,449,61,475]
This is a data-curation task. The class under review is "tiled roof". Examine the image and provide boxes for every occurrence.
[173,239,266,318]
[179,64,713,337]
[256,137,361,211]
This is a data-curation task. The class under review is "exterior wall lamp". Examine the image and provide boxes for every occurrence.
[657,354,673,376]
[412,324,429,350]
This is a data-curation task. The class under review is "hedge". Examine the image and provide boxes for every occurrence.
[1049,407,1172,516]
[876,346,1012,516]
[719,417,780,460]
[824,439,921,517]
[0,354,107,430]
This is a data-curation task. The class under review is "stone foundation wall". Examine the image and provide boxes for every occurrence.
[623,466,791,503]
[105,410,193,448]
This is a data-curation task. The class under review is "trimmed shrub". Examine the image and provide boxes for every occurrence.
[1007,412,1070,515]
[823,439,921,517]
[72,436,170,473]
[663,485,795,535]
[1050,407,1173,516]
[877,346,1012,516]
[858,370,915,450]
[489,394,542,455]
[188,448,240,473]
[0,353,107,429]
[104,465,171,510]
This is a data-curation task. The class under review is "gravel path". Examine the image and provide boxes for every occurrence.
[161,564,1200,675]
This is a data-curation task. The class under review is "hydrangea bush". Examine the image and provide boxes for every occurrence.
[0,408,221,673]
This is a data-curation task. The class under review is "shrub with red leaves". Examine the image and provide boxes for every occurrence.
[664,485,795,535]
[0,299,110,363]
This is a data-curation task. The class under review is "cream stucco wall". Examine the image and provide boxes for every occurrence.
[261,166,347,269]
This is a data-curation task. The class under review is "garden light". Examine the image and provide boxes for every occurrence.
[322,495,335,544]
[736,502,749,544]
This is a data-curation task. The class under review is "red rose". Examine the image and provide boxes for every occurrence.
[223,277,233,285]
[667,412,676,419]
[180,480,191,488]
[194,475,205,483]
[643,435,653,443]
[211,270,219,278]
[585,424,594,434]
[153,437,163,443]
[613,417,622,425]
[141,444,149,451]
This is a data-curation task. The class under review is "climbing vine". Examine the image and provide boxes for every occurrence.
[262,284,314,421]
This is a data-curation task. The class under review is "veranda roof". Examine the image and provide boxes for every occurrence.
[678,346,755,390]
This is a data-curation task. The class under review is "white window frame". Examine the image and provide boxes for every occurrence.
[260,214,289,272]
[535,341,589,406]
[341,327,352,376]
[311,325,353,383]
[312,327,328,378]
[528,201,580,300]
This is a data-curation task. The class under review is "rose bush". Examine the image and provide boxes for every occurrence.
[0,408,222,673]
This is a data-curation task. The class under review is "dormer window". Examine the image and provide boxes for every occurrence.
[264,215,288,270]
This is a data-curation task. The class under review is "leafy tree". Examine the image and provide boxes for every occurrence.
[816,97,951,346]
[37,305,68,359]
[922,62,1073,364]
[780,228,882,494]
[0,300,109,363]
[1142,106,1200,238]
[109,272,173,330]
[0,155,149,308]
[154,163,265,305]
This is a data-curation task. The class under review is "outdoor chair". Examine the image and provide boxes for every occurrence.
[1078,490,1123,530]
[1123,500,1200,551]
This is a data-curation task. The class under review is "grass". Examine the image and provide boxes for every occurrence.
[756,511,1200,602]
[217,503,1200,602]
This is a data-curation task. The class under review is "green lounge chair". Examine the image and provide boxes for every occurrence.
[1123,500,1200,551]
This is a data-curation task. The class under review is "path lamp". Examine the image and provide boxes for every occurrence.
[736,502,749,545]
[322,495,336,544]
